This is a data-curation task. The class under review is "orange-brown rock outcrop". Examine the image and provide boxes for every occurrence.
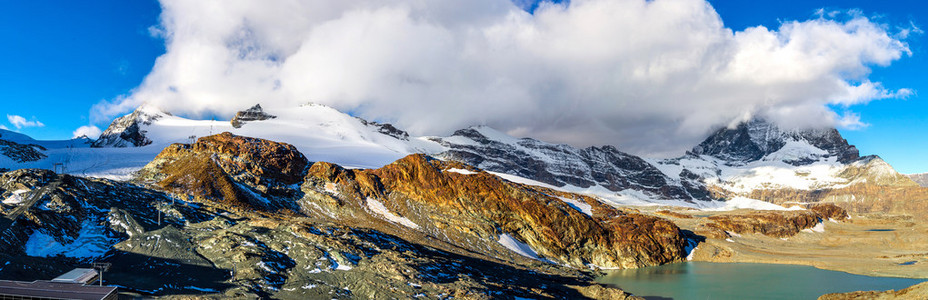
[138,132,308,211]
[702,204,848,238]
[819,282,928,300]
[303,154,688,269]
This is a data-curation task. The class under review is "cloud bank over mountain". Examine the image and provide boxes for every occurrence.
[94,0,912,157]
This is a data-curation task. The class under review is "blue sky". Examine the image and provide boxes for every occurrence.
[1,0,926,173]
[0,0,162,138]
[707,0,927,173]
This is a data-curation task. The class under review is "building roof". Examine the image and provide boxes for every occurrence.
[0,280,116,300]
[51,268,98,284]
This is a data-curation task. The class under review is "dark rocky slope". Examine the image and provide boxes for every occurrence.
[91,106,165,148]
[303,154,689,269]
[136,132,309,212]
[1,133,656,299]
[230,104,276,128]
[0,131,46,163]
[819,282,928,300]
[698,204,849,239]
[432,126,711,201]
[690,119,859,166]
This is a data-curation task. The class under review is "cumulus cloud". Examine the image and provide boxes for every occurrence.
[7,115,45,129]
[72,125,102,139]
[94,0,912,157]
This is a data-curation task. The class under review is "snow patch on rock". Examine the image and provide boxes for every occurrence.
[2,189,29,204]
[446,168,477,175]
[323,182,339,196]
[498,234,543,261]
[803,222,826,233]
[706,197,804,211]
[25,220,114,258]
[366,198,419,229]
[557,197,592,217]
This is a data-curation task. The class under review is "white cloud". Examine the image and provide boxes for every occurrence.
[94,0,912,157]
[0,125,8,130]
[7,115,45,129]
[72,125,102,139]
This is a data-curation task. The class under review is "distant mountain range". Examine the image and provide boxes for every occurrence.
[907,173,928,187]
[2,103,927,298]
[2,102,922,211]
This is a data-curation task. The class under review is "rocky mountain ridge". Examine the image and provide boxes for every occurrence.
[92,105,167,148]
[302,153,689,269]
[0,130,47,163]
[2,107,926,298]
[906,172,928,187]
[430,126,711,201]
[5,103,925,214]
[2,132,655,298]
[230,104,276,128]
[690,119,860,166]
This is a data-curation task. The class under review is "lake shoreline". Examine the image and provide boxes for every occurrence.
[633,206,928,280]
[596,261,927,300]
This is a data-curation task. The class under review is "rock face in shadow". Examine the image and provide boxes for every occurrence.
[230,104,277,128]
[137,132,309,211]
[92,106,165,148]
[743,158,928,216]
[1,156,640,299]
[356,118,410,140]
[701,203,848,238]
[0,169,218,293]
[818,282,928,300]
[432,126,711,200]
[906,173,928,188]
[690,119,859,166]
[303,154,688,269]
[0,135,46,163]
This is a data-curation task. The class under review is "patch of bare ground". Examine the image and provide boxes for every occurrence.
[635,205,928,279]
[819,282,928,300]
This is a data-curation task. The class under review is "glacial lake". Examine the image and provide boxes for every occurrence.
[597,262,925,300]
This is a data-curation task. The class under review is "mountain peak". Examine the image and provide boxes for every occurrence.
[231,103,277,128]
[690,119,859,165]
[91,105,169,148]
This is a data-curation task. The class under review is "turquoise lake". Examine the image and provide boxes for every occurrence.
[597,262,925,300]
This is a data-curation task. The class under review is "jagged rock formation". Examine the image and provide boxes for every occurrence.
[906,173,928,187]
[92,105,166,147]
[0,169,216,294]
[699,203,848,238]
[0,131,46,163]
[432,126,711,200]
[303,154,689,269]
[357,118,410,140]
[819,282,928,300]
[230,104,276,128]
[137,132,309,211]
[690,119,859,166]
[1,141,641,298]
[652,119,928,216]
[739,157,928,215]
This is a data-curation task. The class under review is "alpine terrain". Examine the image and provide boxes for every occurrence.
[2,104,927,299]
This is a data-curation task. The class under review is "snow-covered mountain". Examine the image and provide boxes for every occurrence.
[0,137,665,298]
[429,126,711,201]
[90,103,444,170]
[1,103,444,180]
[83,104,716,206]
[907,173,928,187]
[688,119,860,166]
[0,129,97,173]
[2,103,920,211]
[650,119,919,208]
